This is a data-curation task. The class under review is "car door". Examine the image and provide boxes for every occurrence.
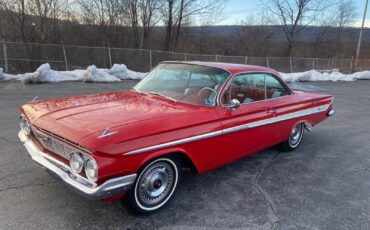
[215,73,276,164]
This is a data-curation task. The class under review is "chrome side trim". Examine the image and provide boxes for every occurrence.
[124,101,332,156]
[125,130,223,155]
[19,130,136,199]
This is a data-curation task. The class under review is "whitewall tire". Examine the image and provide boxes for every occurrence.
[125,156,181,214]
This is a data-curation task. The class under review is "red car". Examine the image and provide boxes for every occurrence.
[18,61,335,214]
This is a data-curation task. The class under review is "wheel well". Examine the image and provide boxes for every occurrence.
[160,152,198,173]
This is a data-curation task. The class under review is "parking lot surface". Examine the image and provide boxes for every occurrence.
[0,80,369,229]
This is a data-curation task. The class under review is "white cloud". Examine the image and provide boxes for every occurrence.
[351,19,370,28]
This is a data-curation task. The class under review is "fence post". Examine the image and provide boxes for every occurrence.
[349,56,353,73]
[245,56,248,64]
[149,50,152,69]
[62,45,68,71]
[266,57,270,68]
[108,46,112,68]
[331,58,334,69]
[184,53,187,61]
[312,58,315,70]
[215,54,218,62]
[3,41,8,72]
[289,57,293,73]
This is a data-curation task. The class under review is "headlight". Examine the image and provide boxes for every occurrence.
[70,152,84,173]
[85,158,98,181]
[19,115,32,135]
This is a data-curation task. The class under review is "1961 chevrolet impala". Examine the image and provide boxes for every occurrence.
[18,61,335,214]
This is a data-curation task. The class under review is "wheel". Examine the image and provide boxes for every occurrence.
[125,156,181,215]
[280,123,304,152]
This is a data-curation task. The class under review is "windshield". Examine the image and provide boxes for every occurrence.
[133,63,230,106]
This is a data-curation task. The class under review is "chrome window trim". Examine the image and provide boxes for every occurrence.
[216,71,292,107]
[124,100,333,156]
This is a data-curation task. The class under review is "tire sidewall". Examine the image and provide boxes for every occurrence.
[126,156,181,214]
[281,123,304,152]
[288,123,304,149]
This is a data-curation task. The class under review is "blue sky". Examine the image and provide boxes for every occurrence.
[219,0,370,27]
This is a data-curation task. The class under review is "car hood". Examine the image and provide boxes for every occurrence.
[21,90,217,149]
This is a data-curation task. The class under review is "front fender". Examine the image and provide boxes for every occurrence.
[138,147,200,173]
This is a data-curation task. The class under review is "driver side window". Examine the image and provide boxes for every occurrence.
[222,73,265,105]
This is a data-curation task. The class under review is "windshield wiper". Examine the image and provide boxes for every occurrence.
[148,92,177,102]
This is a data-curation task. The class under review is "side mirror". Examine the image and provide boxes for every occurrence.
[226,99,240,111]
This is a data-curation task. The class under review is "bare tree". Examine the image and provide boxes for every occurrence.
[0,0,29,42]
[232,12,277,56]
[261,0,334,56]
[334,0,357,56]
[162,0,226,51]
[309,0,357,58]
[138,0,162,49]
[163,0,174,51]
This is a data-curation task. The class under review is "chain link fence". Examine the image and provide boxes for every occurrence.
[1,41,370,74]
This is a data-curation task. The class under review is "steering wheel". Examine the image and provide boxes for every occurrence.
[198,87,217,97]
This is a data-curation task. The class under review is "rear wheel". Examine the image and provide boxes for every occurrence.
[280,123,304,152]
[125,156,181,215]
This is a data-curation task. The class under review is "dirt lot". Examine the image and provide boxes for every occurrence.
[0,80,369,229]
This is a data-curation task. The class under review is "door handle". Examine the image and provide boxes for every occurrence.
[266,108,277,114]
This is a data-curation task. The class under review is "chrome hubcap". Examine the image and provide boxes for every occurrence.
[137,162,174,206]
[289,124,303,147]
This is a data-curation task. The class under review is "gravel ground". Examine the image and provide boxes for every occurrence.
[0,80,369,230]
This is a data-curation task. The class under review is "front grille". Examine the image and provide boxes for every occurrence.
[33,129,76,159]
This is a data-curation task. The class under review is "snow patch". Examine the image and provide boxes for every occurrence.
[1,64,370,83]
[279,69,370,82]
[83,65,120,82]
[1,63,146,83]
[108,64,145,80]
[0,67,18,80]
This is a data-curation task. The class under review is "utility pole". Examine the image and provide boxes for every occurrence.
[355,0,369,68]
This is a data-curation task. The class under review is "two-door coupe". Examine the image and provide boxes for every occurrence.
[18,61,335,214]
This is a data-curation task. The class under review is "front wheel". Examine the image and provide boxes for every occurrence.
[125,156,181,215]
[280,123,304,152]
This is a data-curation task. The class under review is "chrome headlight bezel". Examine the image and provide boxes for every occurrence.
[19,115,32,135]
[84,158,98,182]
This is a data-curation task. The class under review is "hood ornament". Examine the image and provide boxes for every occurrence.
[97,128,118,139]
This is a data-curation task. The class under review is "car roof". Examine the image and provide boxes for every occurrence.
[161,61,277,75]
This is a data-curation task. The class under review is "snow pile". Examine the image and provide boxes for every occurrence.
[1,64,370,83]
[280,69,370,82]
[2,63,146,83]
[0,68,18,80]
[108,64,144,80]
[83,65,121,82]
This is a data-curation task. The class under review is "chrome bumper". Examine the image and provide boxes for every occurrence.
[328,109,336,117]
[18,130,136,199]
